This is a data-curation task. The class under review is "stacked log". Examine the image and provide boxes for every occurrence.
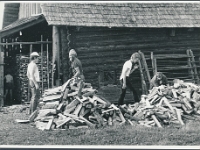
[121,79,200,128]
[27,78,127,130]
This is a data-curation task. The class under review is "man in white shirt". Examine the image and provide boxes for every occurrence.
[118,52,140,106]
[27,52,40,114]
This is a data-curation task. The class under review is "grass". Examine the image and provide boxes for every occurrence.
[1,109,200,146]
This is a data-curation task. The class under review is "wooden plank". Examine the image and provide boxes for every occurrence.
[0,41,52,46]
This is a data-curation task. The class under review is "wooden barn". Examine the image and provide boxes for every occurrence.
[1,2,200,106]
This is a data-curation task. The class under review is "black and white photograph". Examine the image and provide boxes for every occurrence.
[0,1,200,148]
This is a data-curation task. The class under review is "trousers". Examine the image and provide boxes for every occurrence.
[118,77,140,105]
[29,80,40,114]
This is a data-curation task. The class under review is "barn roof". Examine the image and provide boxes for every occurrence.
[0,14,46,37]
[40,3,200,28]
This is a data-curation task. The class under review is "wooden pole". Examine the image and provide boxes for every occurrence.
[28,44,33,103]
[60,27,70,83]
[46,39,49,89]
[151,52,155,75]
[41,35,43,94]
[0,43,4,107]
[52,26,60,87]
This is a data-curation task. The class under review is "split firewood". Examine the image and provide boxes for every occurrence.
[43,94,62,102]
[56,102,64,112]
[45,118,54,130]
[124,113,140,122]
[150,95,161,105]
[139,121,152,128]
[68,125,88,129]
[169,102,182,108]
[79,116,96,128]
[171,89,178,98]
[181,97,193,110]
[92,95,107,105]
[76,96,88,103]
[117,110,126,123]
[192,92,200,101]
[29,109,39,122]
[62,88,69,101]
[102,108,115,114]
[63,104,77,114]
[154,112,169,120]
[68,91,78,97]
[82,90,96,97]
[42,101,59,109]
[64,99,80,111]
[93,111,104,127]
[108,116,113,126]
[73,103,83,116]
[35,121,48,131]
[162,97,175,114]
[151,115,162,128]
[128,119,134,126]
[40,116,54,122]
[81,108,91,117]
[174,108,184,125]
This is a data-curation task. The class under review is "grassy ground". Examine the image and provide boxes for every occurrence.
[0,108,200,146]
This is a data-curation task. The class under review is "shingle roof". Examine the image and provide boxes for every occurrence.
[0,14,46,37]
[41,3,200,28]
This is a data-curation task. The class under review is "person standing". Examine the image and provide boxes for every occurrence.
[69,49,85,99]
[118,52,140,106]
[4,70,14,106]
[27,52,40,114]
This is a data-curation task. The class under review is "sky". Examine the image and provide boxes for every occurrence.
[0,2,4,30]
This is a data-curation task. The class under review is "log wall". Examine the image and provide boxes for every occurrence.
[61,26,200,91]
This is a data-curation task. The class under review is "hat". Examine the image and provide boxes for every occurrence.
[69,49,77,57]
[30,52,40,57]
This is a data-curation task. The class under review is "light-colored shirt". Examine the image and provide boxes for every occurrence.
[120,60,132,80]
[5,74,13,83]
[27,61,40,82]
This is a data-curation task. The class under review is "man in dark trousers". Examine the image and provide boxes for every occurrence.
[118,52,140,106]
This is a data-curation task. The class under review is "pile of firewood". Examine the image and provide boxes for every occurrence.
[27,79,128,130]
[16,78,200,130]
[121,79,200,128]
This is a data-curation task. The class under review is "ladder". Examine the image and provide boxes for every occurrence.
[186,49,200,84]
[138,50,151,95]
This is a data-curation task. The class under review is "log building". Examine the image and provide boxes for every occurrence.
[0,2,200,106]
